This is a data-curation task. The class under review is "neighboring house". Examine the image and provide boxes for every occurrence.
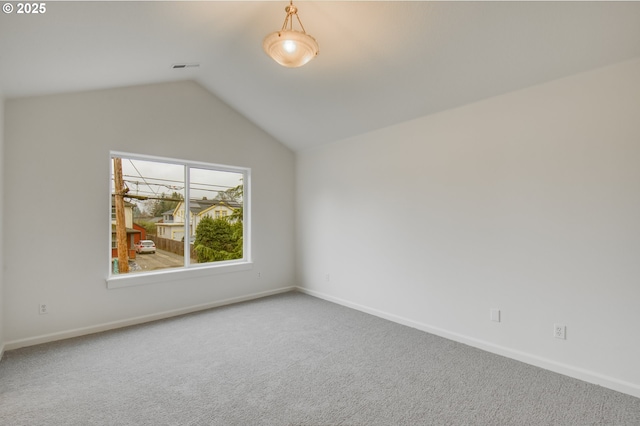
[111,196,141,258]
[133,223,147,241]
[161,209,174,223]
[155,209,182,240]
[111,197,134,228]
[156,198,240,242]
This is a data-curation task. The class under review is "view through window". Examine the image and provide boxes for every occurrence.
[110,153,247,276]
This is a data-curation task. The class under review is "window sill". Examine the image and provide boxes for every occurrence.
[106,261,253,289]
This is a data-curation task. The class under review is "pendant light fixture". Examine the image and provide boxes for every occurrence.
[263,1,319,68]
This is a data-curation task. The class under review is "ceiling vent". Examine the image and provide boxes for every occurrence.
[172,63,200,69]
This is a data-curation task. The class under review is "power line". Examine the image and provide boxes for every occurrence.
[122,182,228,197]
[128,160,159,197]
[122,174,239,190]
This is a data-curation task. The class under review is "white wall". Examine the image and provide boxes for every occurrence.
[3,81,295,345]
[296,58,640,398]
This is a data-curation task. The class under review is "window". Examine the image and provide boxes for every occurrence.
[109,152,250,284]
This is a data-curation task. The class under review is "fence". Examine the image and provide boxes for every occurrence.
[148,236,197,261]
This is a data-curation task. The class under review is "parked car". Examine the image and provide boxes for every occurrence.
[135,240,156,254]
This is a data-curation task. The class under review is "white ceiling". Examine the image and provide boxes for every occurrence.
[2,1,640,151]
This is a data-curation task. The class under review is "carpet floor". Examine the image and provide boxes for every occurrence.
[1,291,639,425]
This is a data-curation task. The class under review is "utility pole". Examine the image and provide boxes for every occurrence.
[113,157,130,273]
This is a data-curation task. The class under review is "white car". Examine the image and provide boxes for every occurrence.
[135,240,156,254]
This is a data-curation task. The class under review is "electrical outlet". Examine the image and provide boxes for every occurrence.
[39,303,48,315]
[325,273,330,282]
[554,324,566,340]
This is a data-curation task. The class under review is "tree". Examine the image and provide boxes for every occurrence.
[194,216,242,262]
[189,184,244,263]
[132,204,142,219]
[137,220,157,237]
[147,191,183,217]
[217,184,243,224]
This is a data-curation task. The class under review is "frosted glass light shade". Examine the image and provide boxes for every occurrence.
[263,30,319,68]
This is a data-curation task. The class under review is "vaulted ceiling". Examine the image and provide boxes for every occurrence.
[2,1,640,151]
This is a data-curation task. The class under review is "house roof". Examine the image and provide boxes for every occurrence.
[111,225,141,235]
[142,217,164,224]
[187,199,241,215]
[2,2,639,151]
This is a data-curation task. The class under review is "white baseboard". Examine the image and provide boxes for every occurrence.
[4,286,296,352]
[297,287,640,400]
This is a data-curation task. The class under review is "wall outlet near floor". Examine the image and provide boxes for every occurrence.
[39,303,49,315]
[554,324,566,339]
[490,309,501,322]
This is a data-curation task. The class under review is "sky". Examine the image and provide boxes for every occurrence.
[112,156,244,214]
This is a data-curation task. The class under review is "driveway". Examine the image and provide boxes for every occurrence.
[132,248,184,272]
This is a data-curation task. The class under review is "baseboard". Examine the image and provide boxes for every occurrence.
[297,286,640,400]
[4,286,297,351]
[0,342,5,362]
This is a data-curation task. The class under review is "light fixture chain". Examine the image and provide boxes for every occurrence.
[295,13,307,34]
[280,14,290,32]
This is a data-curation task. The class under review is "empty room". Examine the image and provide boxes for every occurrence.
[1,1,640,424]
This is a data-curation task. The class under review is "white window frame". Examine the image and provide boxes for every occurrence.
[107,151,252,289]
